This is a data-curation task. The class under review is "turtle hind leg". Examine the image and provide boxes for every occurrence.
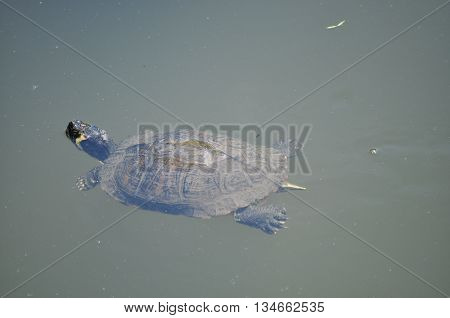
[76,166,101,191]
[234,204,287,234]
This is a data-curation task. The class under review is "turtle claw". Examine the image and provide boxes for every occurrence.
[76,176,90,191]
[75,167,101,191]
[235,205,288,235]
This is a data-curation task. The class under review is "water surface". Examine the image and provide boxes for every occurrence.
[0,0,449,297]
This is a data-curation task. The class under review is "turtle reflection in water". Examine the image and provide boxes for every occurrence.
[65,120,305,234]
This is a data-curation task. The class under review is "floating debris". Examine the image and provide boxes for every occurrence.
[326,19,346,29]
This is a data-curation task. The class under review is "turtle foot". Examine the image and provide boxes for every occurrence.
[235,204,288,234]
[75,166,101,191]
[76,176,93,191]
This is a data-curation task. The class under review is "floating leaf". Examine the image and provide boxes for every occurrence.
[326,19,346,29]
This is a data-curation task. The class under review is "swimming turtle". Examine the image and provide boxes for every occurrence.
[65,120,305,234]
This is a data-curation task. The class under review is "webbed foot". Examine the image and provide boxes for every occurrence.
[76,176,94,191]
[75,166,101,191]
[234,204,288,234]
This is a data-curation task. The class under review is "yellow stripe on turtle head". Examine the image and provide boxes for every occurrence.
[75,134,87,145]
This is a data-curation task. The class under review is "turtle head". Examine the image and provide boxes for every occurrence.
[66,120,115,162]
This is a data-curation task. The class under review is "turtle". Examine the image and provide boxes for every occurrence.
[65,120,305,234]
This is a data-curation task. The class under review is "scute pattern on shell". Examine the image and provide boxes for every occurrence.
[99,130,288,218]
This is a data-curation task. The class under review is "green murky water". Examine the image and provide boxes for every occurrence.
[1,0,449,297]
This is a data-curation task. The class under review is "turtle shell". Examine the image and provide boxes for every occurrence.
[99,130,288,218]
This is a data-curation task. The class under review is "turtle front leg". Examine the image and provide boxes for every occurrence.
[234,204,288,234]
[76,166,101,191]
